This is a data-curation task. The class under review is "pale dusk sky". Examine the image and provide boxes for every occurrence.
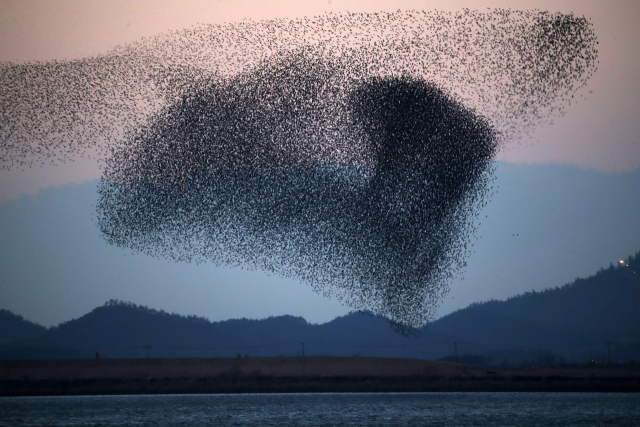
[0,0,638,201]
[1,0,638,326]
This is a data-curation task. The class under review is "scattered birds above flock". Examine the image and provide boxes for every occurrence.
[0,9,598,332]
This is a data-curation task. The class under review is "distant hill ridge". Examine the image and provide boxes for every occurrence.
[434,250,640,344]
[0,310,46,345]
[1,250,638,365]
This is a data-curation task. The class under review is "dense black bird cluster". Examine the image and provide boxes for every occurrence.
[0,10,598,330]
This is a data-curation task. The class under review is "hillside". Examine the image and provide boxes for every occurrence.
[436,257,640,342]
[437,251,639,334]
[431,251,640,364]
[0,301,449,360]
[1,251,639,365]
[0,310,47,345]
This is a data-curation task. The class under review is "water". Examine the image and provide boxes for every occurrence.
[1,393,638,426]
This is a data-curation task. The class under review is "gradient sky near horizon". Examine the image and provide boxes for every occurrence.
[1,0,639,327]
[0,0,639,200]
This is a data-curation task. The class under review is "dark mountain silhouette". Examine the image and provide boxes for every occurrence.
[0,310,47,345]
[0,301,451,360]
[439,251,639,339]
[1,251,639,366]
[431,251,640,365]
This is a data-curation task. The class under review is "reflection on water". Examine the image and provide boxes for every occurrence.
[1,392,639,426]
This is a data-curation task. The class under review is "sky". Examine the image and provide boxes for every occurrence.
[0,0,639,326]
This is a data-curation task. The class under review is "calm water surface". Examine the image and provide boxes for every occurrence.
[1,392,638,426]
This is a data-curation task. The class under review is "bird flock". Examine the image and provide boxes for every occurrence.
[0,9,598,331]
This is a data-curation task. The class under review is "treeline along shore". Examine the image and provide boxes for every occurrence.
[2,357,640,396]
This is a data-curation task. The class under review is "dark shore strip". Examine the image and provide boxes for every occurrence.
[3,375,640,396]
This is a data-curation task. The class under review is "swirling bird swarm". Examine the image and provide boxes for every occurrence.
[0,10,598,330]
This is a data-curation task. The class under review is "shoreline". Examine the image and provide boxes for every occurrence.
[2,357,639,396]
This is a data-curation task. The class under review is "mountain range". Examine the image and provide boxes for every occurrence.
[1,250,638,366]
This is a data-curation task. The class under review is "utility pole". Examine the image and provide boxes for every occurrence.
[143,345,152,359]
[455,342,458,362]
[302,342,305,357]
